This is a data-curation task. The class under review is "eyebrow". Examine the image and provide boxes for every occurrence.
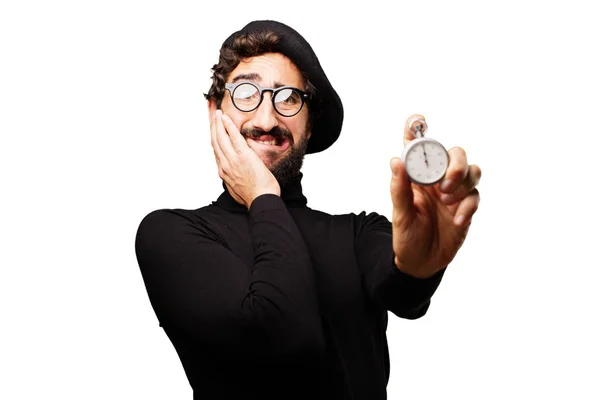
[230,73,288,88]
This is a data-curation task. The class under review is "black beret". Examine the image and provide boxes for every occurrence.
[222,20,344,154]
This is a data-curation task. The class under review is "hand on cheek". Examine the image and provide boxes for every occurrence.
[210,110,280,208]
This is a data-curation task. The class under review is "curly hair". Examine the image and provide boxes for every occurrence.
[204,30,319,131]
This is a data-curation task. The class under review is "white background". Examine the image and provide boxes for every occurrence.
[1,0,599,399]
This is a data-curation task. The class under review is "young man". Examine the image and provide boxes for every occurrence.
[135,20,481,400]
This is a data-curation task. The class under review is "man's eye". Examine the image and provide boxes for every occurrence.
[275,89,299,105]
[234,84,259,100]
[237,91,257,100]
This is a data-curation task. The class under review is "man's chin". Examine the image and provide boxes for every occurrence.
[244,132,309,187]
[271,141,309,187]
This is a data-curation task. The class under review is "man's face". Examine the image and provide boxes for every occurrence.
[210,52,311,186]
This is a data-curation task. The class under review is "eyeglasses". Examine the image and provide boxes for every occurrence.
[224,81,310,117]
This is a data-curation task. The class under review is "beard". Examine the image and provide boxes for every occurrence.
[241,126,309,188]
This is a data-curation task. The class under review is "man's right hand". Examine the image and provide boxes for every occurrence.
[210,109,281,209]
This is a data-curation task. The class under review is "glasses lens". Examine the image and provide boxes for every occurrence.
[274,88,303,116]
[232,83,260,111]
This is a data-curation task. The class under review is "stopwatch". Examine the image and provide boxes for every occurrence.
[401,116,449,186]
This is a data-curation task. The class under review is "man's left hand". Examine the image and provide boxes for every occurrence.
[390,115,481,279]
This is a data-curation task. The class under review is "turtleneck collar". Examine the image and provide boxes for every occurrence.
[212,173,308,213]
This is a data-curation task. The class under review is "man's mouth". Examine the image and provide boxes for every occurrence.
[247,134,290,150]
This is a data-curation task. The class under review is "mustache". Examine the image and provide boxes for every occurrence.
[241,127,294,144]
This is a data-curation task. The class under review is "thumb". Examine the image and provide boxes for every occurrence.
[390,157,414,217]
[403,114,426,146]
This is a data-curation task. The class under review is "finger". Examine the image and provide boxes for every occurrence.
[210,111,226,162]
[439,147,469,194]
[390,157,414,218]
[209,111,219,154]
[440,164,482,205]
[452,188,480,227]
[403,114,426,146]
[221,113,249,153]
[214,110,237,160]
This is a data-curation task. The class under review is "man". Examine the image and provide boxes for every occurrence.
[135,20,481,400]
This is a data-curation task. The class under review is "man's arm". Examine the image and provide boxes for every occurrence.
[355,115,481,318]
[134,195,324,357]
[355,211,445,319]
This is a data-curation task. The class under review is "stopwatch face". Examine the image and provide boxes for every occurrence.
[403,138,449,185]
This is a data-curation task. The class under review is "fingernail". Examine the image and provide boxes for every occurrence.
[440,179,454,192]
[454,215,465,226]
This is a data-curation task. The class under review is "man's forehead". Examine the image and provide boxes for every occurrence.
[228,53,304,87]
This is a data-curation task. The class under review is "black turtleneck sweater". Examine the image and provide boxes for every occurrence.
[134,174,445,400]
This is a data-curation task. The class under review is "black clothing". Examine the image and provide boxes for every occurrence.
[134,174,445,400]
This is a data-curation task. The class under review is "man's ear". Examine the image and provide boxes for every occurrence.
[207,99,217,123]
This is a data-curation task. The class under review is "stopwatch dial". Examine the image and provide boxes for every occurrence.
[405,140,449,185]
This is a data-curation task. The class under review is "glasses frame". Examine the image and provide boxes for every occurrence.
[224,81,310,117]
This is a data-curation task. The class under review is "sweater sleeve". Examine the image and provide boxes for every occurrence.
[354,211,446,319]
[134,194,324,358]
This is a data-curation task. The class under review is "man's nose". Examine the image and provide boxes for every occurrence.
[250,93,279,132]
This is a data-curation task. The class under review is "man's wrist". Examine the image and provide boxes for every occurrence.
[248,190,281,210]
[393,256,443,280]
[249,193,285,214]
